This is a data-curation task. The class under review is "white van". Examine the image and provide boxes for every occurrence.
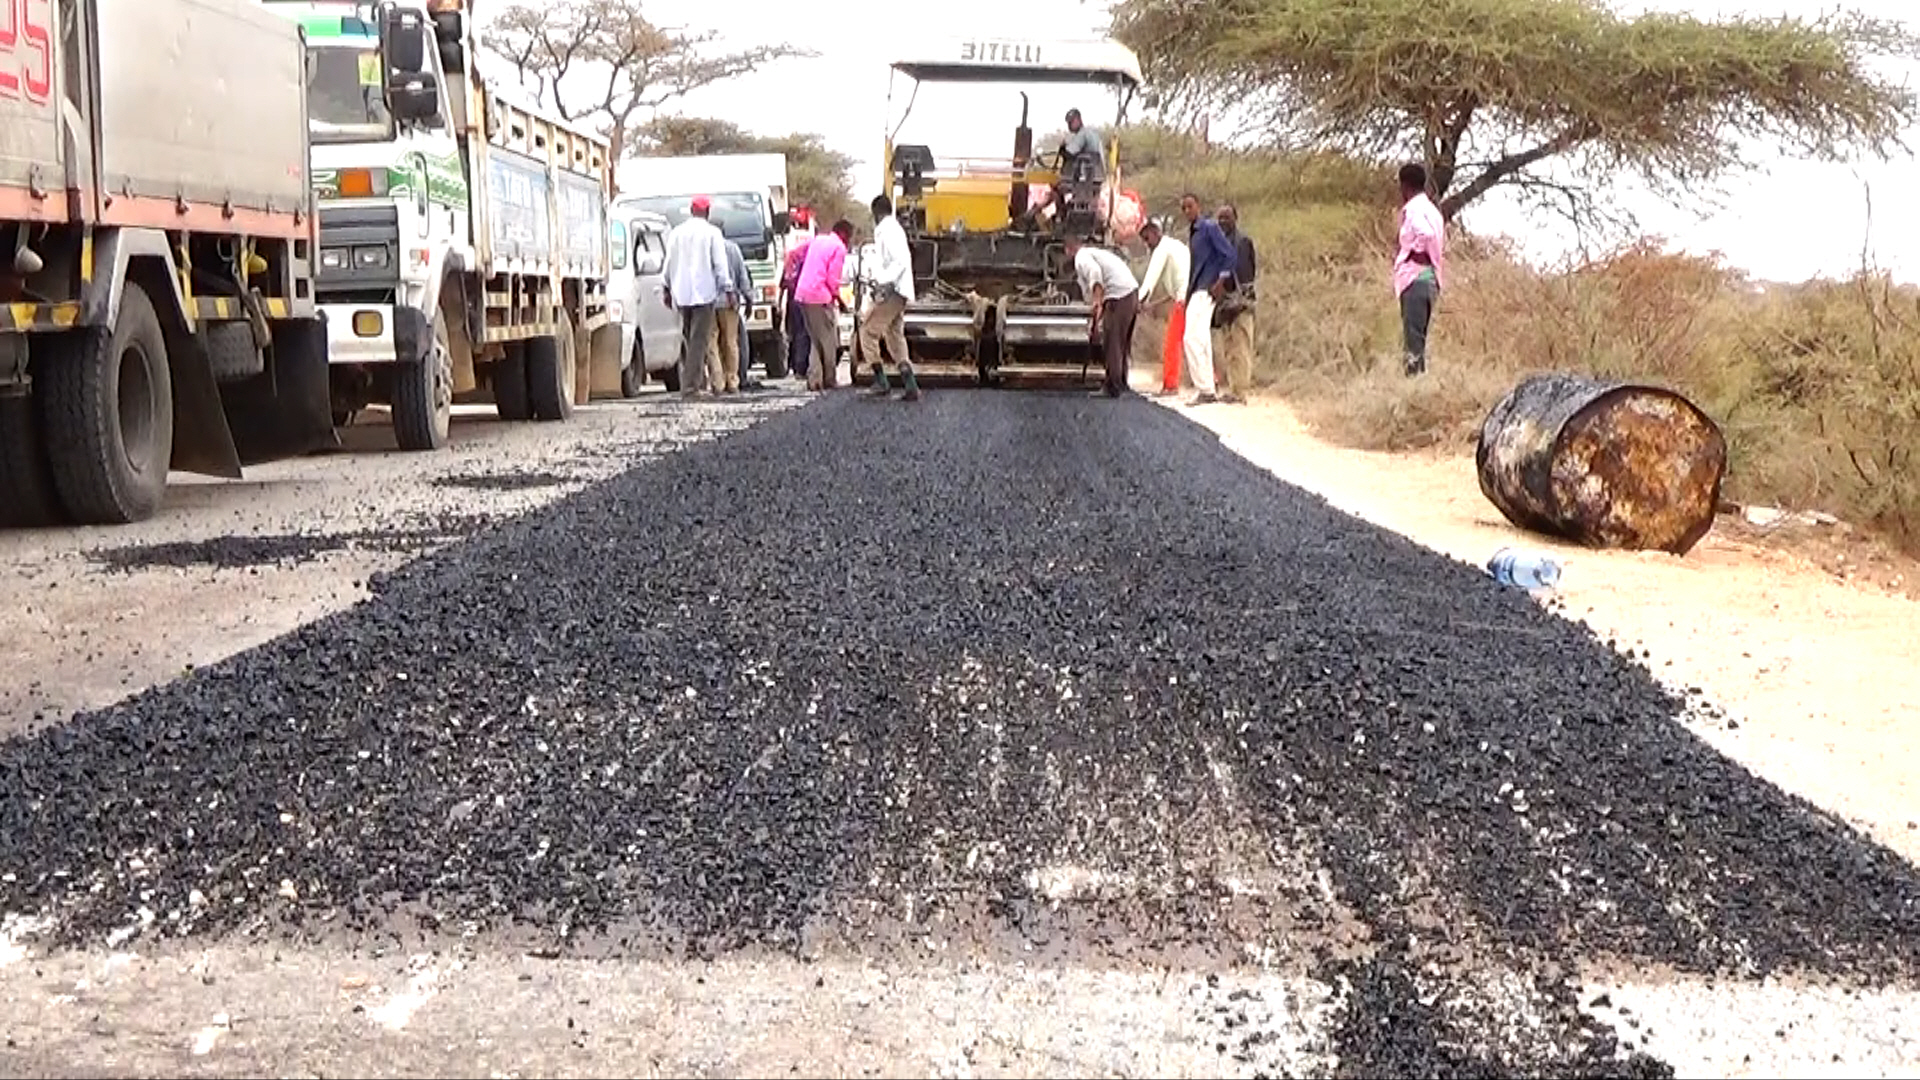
[608,208,685,392]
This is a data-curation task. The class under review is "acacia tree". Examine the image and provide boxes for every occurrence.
[1110,0,1919,229]
[636,116,861,225]
[487,0,810,162]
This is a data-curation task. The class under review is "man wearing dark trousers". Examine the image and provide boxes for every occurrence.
[1394,162,1447,376]
[661,194,732,398]
[781,234,812,381]
[1065,234,1139,398]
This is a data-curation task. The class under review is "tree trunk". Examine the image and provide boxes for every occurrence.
[1475,373,1727,556]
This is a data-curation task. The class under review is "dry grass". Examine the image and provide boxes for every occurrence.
[1117,125,1920,554]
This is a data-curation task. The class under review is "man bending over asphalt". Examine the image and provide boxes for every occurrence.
[1180,192,1237,406]
[1395,162,1447,377]
[1138,217,1189,396]
[662,194,733,398]
[861,194,921,401]
[1066,234,1140,398]
[795,219,854,392]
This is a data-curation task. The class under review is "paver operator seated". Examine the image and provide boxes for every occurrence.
[1049,108,1106,223]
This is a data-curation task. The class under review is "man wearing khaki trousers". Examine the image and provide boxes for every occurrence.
[1215,203,1258,403]
[860,194,922,401]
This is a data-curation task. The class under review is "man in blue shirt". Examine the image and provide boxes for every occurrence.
[1180,192,1236,405]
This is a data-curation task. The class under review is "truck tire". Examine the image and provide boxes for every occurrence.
[493,344,531,421]
[392,306,453,451]
[527,310,574,422]
[37,281,173,525]
[621,338,645,398]
[660,356,681,392]
[757,329,789,380]
[0,390,65,527]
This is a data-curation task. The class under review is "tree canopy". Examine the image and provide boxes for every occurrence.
[1110,0,1920,228]
[633,116,861,225]
[488,0,809,162]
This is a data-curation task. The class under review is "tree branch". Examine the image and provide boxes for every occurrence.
[1439,124,1594,219]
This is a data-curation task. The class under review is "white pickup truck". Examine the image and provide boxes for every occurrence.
[606,207,681,391]
[1,0,337,526]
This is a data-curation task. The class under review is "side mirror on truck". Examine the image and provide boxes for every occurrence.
[379,4,428,73]
[388,72,442,124]
[772,210,791,233]
[637,253,663,276]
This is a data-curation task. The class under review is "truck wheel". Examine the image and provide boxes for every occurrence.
[0,390,65,527]
[494,344,531,421]
[757,331,789,380]
[527,310,575,422]
[660,357,682,393]
[621,339,646,398]
[392,307,453,451]
[37,281,173,525]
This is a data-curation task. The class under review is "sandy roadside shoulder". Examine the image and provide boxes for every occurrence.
[1160,393,1920,869]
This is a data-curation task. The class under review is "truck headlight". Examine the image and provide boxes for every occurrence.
[354,245,389,268]
[320,247,348,270]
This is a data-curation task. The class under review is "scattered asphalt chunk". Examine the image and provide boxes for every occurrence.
[84,517,498,572]
[429,470,578,493]
[4,390,1917,1076]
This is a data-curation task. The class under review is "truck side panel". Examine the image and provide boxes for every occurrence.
[0,0,65,222]
[93,0,310,239]
[483,145,550,270]
[555,169,606,281]
[474,86,609,276]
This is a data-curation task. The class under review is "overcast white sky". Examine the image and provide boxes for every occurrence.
[487,0,1920,284]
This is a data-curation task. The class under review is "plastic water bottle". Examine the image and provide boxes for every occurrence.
[1487,547,1563,590]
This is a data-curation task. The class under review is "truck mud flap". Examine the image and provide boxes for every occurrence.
[221,317,341,467]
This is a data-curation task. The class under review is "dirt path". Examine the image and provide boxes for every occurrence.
[1164,394,1920,867]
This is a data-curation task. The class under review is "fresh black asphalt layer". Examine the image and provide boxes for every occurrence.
[3,389,1916,1077]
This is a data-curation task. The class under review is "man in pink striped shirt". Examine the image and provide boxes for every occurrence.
[1394,162,1446,377]
[795,218,854,391]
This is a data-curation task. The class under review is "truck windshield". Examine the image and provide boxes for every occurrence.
[621,193,767,243]
[306,43,393,144]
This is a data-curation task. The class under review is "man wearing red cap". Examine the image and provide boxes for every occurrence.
[661,194,735,397]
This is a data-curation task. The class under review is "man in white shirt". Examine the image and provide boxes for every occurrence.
[1066,234,1140,398]
[859,194,922,401]
[660,195,734,398]
[1137,218,1191,396]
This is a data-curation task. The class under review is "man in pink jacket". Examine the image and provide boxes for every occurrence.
[795,219,853,391]
[1394,162,1447,377]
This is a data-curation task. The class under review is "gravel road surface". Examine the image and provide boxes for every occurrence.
[2,388,1916,1077]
